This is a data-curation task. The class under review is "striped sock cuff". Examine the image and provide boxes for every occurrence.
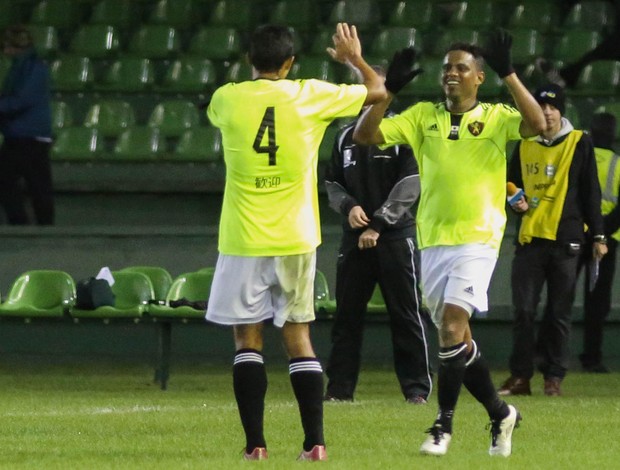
[289,358,323,375]
[234,349,264,366]
[438,342,468,362]
[465,340,480,367]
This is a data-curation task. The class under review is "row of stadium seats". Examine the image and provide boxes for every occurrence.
[20,22,609,65]
[3,0,615,35]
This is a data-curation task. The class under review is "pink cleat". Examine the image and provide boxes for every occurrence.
[297,445,327,461]
[243,447,268,461]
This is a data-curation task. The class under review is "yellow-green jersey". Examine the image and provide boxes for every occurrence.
[595,147,620,241]
[208,78,367,256]
[379,101,522,251]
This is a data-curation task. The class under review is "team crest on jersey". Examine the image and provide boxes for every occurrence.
[467,121,484,136]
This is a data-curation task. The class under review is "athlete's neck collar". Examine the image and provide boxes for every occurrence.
[445,100,479,115]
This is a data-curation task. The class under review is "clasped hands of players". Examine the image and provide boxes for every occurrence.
[348,205,379,249]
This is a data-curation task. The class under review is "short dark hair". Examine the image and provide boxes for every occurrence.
[446,42,484,71]
[2,24,33,49]
[249,24,294,73]
[590,112,617,149]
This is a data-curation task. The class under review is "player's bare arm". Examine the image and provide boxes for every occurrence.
[327,22,386,105]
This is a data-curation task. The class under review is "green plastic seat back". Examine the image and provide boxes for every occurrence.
[52,127,103,161]
[327,0,382,32]
[70,24,121,59]
[90,0,142,29]
[50,100,74,132]
[148,0,203,29]
[148,100,200,137]
[30,0,84,30]
[160,57,217,93]
[166,271,214,303]
[84,100,136,137]
[188,26,242,61]
[2,270,75,310]
[174,127,222,162]
[208,0,262,30]
[28,24,60,59]
[552,30,602,62]
[128,25,180,59]
[269,0,319,33]
[120,266,173,302]
[110,271,155,309]
[50,55,95,92]
[98,57,155,92]
[113,127,166,160]
[369,27,421,61]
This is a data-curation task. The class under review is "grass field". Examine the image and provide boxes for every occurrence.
[0,358,617,469]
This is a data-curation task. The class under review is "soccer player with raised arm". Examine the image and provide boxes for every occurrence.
[205,23,386,461]
[353,29,546,457]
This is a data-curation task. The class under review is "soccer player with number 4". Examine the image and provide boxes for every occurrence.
[354,29,545,457]
[205,23,386,461]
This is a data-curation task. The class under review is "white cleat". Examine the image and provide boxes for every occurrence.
[420,425,452,456]
[489,405,522,457]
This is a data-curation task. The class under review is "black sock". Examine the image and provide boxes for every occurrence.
[233,349,267,452]
[463,341,509,421]
[289,357,325,451]
[436,343,468,434]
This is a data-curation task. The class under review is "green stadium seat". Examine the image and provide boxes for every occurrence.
[28,24,59,59]
[507,1,561,33]
[148,100,200,138]
[89,0,142,29]
[564,98,582,129]
[327,0,382,32]
[477,73,505,101]
[148,0,203,29]
[552,30,602,63]
[308,27,334,57]
[70,271,154,319]
[148,271,213,319]
[173,127,222,162]
[208,0,265,30]
[112,127,166,160]
[223,60,252,83]
[269,0,320,33]
[159,56,217,94]
[447,1,497,29]
[0,270,75,318]
[30,0,85,30]
[96,57,155,92]
[430,28,481,57]
[52,127,104,161]
[120,266,173,304]
[83,100,136,138]
[314,269,336,316]
[69,24,121,59]
[509,28,545,66]
[570,60,620,97]
[188,26,242,61]
[290,57,339,82]
[127,25,180,59]
[50,55,95,92]
[50,100,74,132]
[387,1,441,32]
[561,1,616,33]
[369,27,421,62]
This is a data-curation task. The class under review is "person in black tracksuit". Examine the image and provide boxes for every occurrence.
[323,112,433,403]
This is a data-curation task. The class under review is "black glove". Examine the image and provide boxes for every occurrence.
[385,47,423,95]
[482,28,515,78]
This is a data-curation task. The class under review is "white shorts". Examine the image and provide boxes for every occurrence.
[205,252,316,328]
[421,244,498,327]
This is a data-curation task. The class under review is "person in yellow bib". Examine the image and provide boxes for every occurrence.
[205,23,386,462]
[354,29,546,457]
[498,84,607,398]
[579,112,620,373]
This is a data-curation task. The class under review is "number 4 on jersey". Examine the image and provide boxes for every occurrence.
[253,107,279,165]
